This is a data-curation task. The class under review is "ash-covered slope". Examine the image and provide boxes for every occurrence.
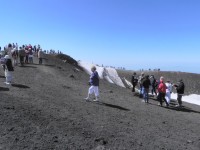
[0,55,199,150]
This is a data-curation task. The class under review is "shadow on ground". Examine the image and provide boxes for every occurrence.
[11,84,30,88]
[0,75,5,78]
[147,99,200,114]
[19,65,37,68]
[100,102,130,111]
[0,87,9,91]
[166,105,200,114]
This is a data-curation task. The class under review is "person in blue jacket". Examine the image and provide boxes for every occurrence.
[84,66,100,101]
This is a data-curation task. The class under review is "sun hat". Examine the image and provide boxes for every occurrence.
[4,55,10,59]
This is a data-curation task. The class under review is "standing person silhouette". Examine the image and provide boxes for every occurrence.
[131,72,138,93]
[174,79,185,107]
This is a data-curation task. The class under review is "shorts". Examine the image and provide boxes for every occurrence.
[88,86,99,97]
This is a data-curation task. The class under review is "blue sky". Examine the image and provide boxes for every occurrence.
[0,0,200,73]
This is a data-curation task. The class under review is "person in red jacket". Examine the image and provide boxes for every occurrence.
[157,76,169,107]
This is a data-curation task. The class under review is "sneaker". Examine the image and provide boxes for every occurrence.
[93,98,99,102]
[84,97,90,101]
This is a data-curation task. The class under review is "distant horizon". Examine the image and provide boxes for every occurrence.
[1,0,200,75]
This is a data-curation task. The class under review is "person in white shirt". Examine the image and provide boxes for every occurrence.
[165,80,172,105]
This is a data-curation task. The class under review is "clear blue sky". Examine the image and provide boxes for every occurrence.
[1,0,200,73]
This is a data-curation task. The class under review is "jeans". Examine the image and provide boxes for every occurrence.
[143,88,149,102]
[139,85,144,98]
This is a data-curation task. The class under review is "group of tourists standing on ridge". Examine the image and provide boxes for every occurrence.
[0,43,46,84]
[131,72,185,108]
[1,43,185,108]
[82,65,185,108]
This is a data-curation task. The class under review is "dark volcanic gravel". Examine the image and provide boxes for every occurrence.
[0,55,199,150]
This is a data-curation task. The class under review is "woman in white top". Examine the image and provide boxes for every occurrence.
[165,80,172,104]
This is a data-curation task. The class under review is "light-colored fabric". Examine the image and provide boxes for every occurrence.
[165,82,172,93]
[88,86,99,97]
[38,50,44,58]
[165,82,172,103]
[165,91,171,104]
[5,70,12,82]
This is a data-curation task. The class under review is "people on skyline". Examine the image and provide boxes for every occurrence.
[18,46,26,66]
[38,49,44,64]
[11,48,18,66]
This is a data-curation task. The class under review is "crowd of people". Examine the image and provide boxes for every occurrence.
[1,43,185,108]
[83,66,185,109]
[0,43,47,84]
[131,72,185,108]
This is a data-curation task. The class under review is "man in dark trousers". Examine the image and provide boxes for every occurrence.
[174,79,185,107]
[150,75,157,96]
[142,75,151,103]
[131,72,138,93]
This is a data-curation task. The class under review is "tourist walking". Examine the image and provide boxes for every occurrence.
[4,55,14,84]
[157,76,169,107]
[84,66,100,102]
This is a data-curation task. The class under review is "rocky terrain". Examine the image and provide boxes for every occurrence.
[0,54,199,150]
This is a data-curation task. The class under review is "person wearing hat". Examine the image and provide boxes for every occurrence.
[4,55,14,84]
[174,79,185,107]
